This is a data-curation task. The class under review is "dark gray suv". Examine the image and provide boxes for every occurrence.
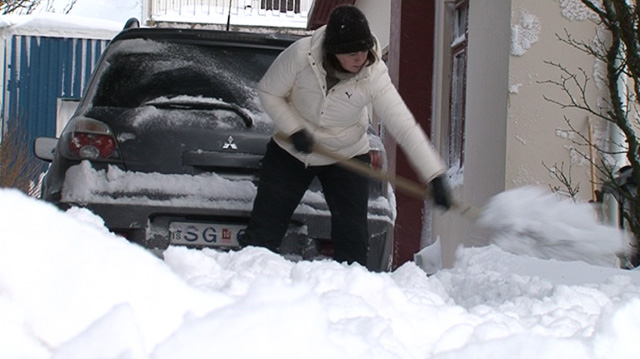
[34,22,395,271]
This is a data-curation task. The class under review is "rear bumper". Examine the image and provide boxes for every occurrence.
[51,163,395,270]
[57,193,394,249]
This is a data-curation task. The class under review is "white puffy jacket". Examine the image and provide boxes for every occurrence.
[257,25,447,183]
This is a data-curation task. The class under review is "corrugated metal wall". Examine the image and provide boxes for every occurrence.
[1,35,109,143]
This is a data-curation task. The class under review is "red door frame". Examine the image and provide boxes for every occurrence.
[387,0,436,269]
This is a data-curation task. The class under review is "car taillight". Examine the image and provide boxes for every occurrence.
[66,117,118,160]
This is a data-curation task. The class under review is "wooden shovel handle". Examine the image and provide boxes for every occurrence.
[274,132,428,198]
[312,142,430,199]
[273,133,482,220]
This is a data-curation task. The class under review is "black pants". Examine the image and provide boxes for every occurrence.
[240,140,370,265]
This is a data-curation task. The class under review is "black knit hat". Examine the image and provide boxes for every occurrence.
[323,5,374,54]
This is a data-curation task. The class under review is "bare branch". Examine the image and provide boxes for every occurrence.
[542,0,640,265]
[543,161,581,201]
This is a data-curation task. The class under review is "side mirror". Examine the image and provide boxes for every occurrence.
[34,137,58,162]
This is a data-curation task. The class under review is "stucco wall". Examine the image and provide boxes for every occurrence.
[357,0,391,51]
[506,1,602,202]
[464,0,512,208]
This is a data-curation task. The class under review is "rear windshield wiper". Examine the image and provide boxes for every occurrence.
[148,100,254,128]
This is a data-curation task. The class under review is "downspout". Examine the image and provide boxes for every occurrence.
[605,57,628,227]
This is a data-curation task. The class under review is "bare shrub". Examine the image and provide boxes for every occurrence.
[0,123,43,197]
[542,0,640,266]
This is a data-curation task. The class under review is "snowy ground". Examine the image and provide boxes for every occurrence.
[2,186,640,359]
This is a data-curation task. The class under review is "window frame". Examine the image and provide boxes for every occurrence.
[446,0,468,170]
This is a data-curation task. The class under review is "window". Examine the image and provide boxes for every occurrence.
[447,0,468,169]
[261,0,301,13]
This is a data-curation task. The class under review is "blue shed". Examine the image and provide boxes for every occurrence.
[0,14,122,145]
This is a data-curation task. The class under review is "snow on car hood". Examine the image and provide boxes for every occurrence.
[60,161,395,221]
[61,161,258,208]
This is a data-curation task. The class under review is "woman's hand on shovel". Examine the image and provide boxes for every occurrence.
[430,175,453,210]
[290,130,314,154]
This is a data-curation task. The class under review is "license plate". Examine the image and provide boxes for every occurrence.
[169,221,244,248]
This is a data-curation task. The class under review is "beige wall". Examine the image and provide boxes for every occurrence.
[357,0,391,51]
[506,1,601,201]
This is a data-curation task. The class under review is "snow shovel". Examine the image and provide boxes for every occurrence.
[273,133,481,221]
[274,134,631,266]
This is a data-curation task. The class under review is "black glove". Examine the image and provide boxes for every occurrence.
[430,175,452,210]
[290,130,314,154]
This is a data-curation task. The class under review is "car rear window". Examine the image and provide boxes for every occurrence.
[89,38,280,115]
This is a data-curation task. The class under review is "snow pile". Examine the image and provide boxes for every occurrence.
[2,188,640,358]
[479,186,629,267]
[60,160,393,224]
[62,161,257,207]
[0,13,122,39]
[511,9,541,56]
[555,0,601,22]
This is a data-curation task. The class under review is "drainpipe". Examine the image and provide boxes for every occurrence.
[605,55,628,227]
[606,124,625,227]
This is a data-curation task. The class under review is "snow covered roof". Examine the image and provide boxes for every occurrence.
[0,13,124,40]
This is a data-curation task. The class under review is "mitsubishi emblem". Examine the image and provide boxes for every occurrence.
[222,136,238,150]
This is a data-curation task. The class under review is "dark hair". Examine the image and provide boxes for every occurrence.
[323,49,378,75]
